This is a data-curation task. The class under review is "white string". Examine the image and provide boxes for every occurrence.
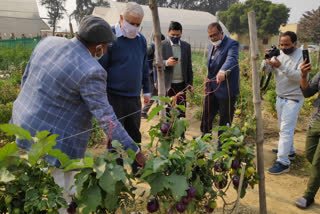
[56,109,142,142]
[55,63,240,142]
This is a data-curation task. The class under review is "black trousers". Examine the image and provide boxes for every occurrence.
[200,93,236,136]
[107,92,142,171]
[167,82,187,118]
[107,92,142,144]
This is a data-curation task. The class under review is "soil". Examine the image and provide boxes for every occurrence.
[88,101,320,214]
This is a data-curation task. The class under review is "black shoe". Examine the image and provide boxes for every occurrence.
[272,149,296,160]
[141,112,148,119]
[67,200,77,214]
[296,197,314,209]
[267,161,290,175]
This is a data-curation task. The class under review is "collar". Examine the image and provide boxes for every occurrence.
[114,22,141,38]
[169,38,181,46]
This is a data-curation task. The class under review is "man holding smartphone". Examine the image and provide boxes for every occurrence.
[161,21,193,120]
[296,59,320,209]
[262,31,305,175]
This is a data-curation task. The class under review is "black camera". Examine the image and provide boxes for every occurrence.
[265,45,280,59]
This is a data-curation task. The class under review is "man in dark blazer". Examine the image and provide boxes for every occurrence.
[200,22,239,144]
[162,21,193,118]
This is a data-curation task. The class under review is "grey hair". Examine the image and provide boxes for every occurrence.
[121,2,144,18]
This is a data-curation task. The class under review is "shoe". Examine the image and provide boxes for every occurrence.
[272,149,296,160]
[296,197,314,209]
[267,161,289,175]
[141,112,148,119]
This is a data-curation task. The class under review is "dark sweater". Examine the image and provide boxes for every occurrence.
[99,28,150,97]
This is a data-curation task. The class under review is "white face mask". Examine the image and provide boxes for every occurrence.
[121,19,139,39]
[211,40,222,47]
[94,54,103,60]
[93,44,104,60]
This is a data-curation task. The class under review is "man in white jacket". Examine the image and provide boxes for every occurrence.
[262,31,304,175]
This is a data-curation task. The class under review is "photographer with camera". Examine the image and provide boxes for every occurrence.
[262,31,305,175]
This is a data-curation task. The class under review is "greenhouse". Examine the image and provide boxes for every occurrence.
[93,1,230,49]
[0,0,49,39]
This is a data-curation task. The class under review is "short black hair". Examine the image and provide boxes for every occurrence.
[208,22,222,32]
[281,31,297,43]
[168,21,182,32]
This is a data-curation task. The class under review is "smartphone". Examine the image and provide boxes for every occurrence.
[172,57,179,61]
[302,49,310,64]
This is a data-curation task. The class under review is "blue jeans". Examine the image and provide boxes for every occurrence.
[276,96,303,165]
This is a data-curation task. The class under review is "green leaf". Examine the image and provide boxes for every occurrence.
[48,149,71,168]
[176,104,186,112]
[140,170,155,179]
[149,174,168,195]
[79,185,102,214]
[111,140,122,149]
[35,130,50,140]
[0,142,18,162]
[233,127,241,137]
[103,190,119,211]
[151,96,172,104]
[63,157,93,171]
[125,149,136,165]
[152,157,170,172]
[93,157,106,179]
[75,168,92,197]
[111,165,127,184]
[174,119,186,138]
[147,105,164,121]
[99,167,117,193]
[28,134,58,165]
[0,168,15,183]
[166,173,188,200]
[0,123,31,140]
[192,175,204,198]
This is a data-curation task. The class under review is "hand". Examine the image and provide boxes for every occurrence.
[266,57,281,68]
[166,57,179,66]
[300,58,312,78]
[135,151,147,167]
[144,95,150,105]
[216,71,226,84]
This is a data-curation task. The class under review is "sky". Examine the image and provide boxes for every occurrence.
[37,0,320,32]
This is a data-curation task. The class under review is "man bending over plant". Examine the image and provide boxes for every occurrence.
[11,15,146,213]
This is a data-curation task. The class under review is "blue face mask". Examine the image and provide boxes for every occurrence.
[282,46,295,55]
[170,37,180,44]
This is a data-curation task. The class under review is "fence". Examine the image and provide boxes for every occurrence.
[0,37,41,48]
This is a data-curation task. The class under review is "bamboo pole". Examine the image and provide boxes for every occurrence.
[317,43,320,69]
[149,0,165,118]
[248,11,267,214]
[234,162,247,214]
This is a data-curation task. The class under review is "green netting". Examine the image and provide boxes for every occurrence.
[0,37,41,48]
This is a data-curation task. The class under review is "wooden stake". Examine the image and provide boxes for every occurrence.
[149,0,165,118]
[234,162,247,214]
[248,11,267,214]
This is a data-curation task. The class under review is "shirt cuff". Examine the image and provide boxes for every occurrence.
[219,70,226,75]
[135,147,140,155]
[143,93,151,97]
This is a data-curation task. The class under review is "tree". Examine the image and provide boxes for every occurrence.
[220,0,290,37]
[298,7,320,44]
[72,0,109,24]
[41,0,66,35]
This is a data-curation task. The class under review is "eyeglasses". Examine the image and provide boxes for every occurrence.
[208,32,221,38]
